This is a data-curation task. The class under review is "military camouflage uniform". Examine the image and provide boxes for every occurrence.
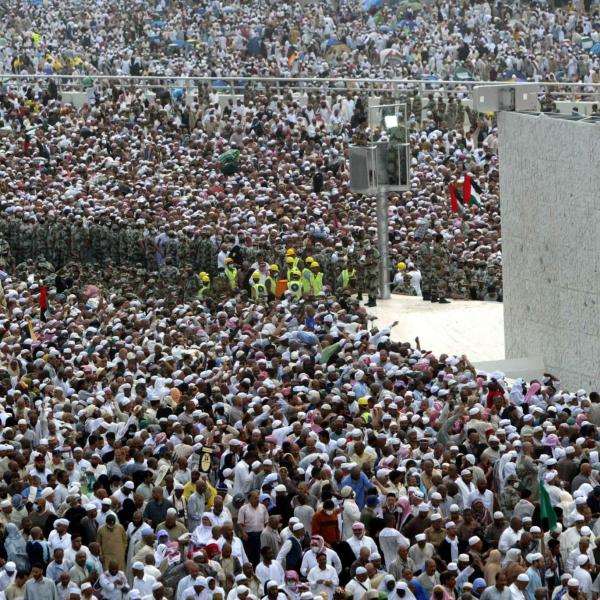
[0,238,14,272]
[430,238,450,302]
[364,244,380,306]
[417,239,433,300]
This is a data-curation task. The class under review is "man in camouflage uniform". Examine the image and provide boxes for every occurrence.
[127,223,145,266]
[430,233,450,304]
[71,218,90,264]
[449,258,469,300]
[0,236,14,272]
[411,91,422,128]
[177,230,194,269]
[143,229,157,271]
[445,96,457,130]
[195,234,216,275]
[7,218,21,265]
[363,240,380,307]
[314,246,335,295]
[182,266,200,301]
[159,258,180,299]
[417,235,433,301]
[469,261,487,300]
[484,263,503,302]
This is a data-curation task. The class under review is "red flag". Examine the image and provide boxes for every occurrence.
[463,174,472,205]
[450,182,458,213]
[40,285,47,322]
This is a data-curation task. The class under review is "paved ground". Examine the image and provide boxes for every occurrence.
[368,295,505,363]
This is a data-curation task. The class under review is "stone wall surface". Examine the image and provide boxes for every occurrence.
[499,112,600,391]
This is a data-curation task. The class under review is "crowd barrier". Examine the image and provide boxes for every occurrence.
[3,74,600,105]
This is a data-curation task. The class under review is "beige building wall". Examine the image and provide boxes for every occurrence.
[499,112,600,391]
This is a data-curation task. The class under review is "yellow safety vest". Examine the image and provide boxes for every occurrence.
[265,276,276,295]
[251,282,266,301]
[302,268,313,293]
[312,272,323,295]
[198,285,209,299]
[224,267,238,289]
[341,269,356,289]
[286,257,300,280]
[288,280,303,299]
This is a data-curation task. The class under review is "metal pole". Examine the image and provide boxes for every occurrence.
[376,189,390,300]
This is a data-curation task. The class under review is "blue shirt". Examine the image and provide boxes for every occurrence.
[341,472,372,509]
[353,382,369,399]
[525,567,542,600]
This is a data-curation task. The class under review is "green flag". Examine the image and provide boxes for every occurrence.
[320,341,341,364]
[469,187,483,208]
[539,480,557,531]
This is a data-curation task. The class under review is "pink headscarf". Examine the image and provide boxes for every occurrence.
[431,586,454,600]
[397,496,412,528]
[311,535,325,552]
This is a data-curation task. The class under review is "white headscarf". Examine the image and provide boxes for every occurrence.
[191,512,214,546]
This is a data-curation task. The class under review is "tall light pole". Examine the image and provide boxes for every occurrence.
[376,189,390,299]
[348,103,410,300]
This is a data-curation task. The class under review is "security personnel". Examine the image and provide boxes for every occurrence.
[265,264,279,299]
[250,271,267,301]
[337,265,356,291]
[223,257,238,291]
[287,269,303,300]
[285,248,300,278]
[302,257,314,295]
[198,273,211,300]
[285,256,296,280]
[310,261,323,296]
[358,397,372,424]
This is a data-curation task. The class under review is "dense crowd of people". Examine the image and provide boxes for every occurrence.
[0,247,598,600]
[0,75,503,303]
[3,0,600,84]
[0,1,597,600]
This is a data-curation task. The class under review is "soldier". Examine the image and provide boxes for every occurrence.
[197,235,217,276]
[109,222,121,265]
[471,261,487,301]
[313,242,335,294]
[451,259,469,300]
[71,219,90,264]
[183,266,200,301]
[430,234,450,304]
[364,240,380,307]
[417,234,433,301]
[128,223,145,266]
[0,237,14,273]
[212,271,231,302]
[159,258,180,298]
[177,229,194,268]
[411,90,422,128]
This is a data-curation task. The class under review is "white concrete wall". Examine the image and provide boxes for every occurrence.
[499,112,600,391]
